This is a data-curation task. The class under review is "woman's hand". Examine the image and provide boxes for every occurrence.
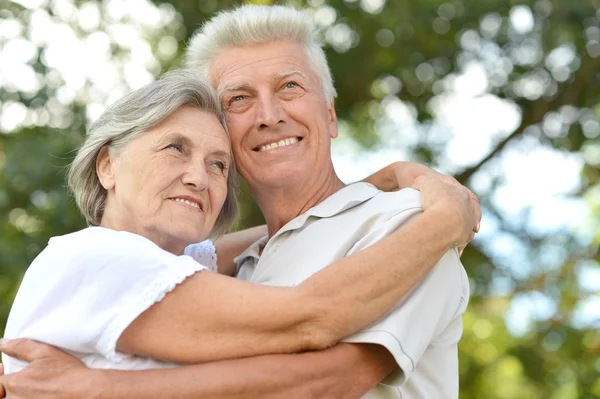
[0,339,93,399]
[362,162,481,253]
[414,175,479,254]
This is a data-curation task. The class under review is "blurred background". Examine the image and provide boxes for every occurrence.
[1,0,599,397]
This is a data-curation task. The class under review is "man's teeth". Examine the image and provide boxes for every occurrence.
[258,137,299,152]
[174,198,200,209]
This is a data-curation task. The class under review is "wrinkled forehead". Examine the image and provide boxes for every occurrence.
[151,106,231,150]
[208,40,319,91]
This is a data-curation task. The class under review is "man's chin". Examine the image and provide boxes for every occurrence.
[246,169,306,189]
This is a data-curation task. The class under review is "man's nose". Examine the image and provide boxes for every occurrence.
[256,94,284,130]
[182,163,209,191]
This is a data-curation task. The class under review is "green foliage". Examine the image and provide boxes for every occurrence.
[1,0,599,397]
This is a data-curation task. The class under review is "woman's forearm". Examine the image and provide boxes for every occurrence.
[118,205,464,363]
[119,177,474,363]
[362,161,440,192]
[214,225,267,276]
[296,207,461,347]
[92,344,394,399]
[361,162,403,191]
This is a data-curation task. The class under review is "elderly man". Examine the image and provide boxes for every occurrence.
[0,5,479,399]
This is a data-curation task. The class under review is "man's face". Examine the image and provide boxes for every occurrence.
[209,40,338,190]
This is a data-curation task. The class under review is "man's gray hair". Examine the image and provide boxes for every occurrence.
[186,4,337,105]
[67,69,237,237]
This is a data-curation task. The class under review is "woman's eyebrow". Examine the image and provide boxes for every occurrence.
[210,149,233,160]
[158,132,193,147]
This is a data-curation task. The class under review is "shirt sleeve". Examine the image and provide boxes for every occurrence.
[341,211,470,386]
[184,240,218,272]
[6,228,208,365]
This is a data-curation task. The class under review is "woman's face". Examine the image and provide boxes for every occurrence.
[98,106,231,255]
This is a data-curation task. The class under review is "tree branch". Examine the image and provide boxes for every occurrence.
[454,53,600,184]
[454,122,528,184]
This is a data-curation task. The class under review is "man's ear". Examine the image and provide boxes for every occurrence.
[96,145,116,190]
[327,100,339,139]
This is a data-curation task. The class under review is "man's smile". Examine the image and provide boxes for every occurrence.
[254,137,302,152]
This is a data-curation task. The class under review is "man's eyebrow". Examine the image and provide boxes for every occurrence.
[218,83,253,98]
[217,70,308,98]
[274,70,307,81]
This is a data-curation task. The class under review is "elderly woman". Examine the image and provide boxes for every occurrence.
[2,69,476,396]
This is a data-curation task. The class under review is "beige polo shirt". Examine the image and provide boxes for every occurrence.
[236,183,469,399]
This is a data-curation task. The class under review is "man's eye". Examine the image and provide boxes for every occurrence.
[233,95,245,102]
[285,82,298,89]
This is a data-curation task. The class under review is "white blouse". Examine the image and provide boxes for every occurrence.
[3,226,216,373]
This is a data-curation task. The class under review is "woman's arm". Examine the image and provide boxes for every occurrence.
[212,163,460,277]
[0,339,394,399]
[117,176,477,364]
[213,225,267,276]
[363,161,481,246]
[361,161,450,192]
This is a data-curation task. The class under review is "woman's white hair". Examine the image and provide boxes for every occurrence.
[67,69,237,237]
[186,4,337,105]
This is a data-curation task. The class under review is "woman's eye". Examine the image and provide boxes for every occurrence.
[211,161,226,171]
[167,143,183,152]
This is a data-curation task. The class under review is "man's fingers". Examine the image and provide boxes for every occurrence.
[0,338,56,363]
[0,377,6,399]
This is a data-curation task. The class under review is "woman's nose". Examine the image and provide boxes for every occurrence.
[182,164,209,191]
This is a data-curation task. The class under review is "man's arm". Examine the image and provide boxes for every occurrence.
[213,225,267,276]
[0,339,394,399]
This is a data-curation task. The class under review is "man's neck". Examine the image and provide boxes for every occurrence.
[251,170,345,237]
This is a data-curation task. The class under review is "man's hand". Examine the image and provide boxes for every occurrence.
[362,162,481,252]
[0,339,93,399]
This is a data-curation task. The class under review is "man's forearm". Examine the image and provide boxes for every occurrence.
[214,225,268,276]
[91,344,395,399]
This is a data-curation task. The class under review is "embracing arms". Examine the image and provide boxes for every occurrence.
[213,224,268,276]
[0,339,394,399]
[117,173,478,364]
[211,162,474,276]
[0,165,479,399]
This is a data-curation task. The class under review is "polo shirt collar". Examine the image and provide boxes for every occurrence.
[235,182,380,264]
[289,182,379,221]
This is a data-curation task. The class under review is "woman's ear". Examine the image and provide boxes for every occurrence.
[96,145,116,190]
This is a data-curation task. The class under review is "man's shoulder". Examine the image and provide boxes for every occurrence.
[367,187,422,211]
[340,185,423,221]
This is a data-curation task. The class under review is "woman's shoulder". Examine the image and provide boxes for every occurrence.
[50,227,166,253]
[42,227,175,268]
